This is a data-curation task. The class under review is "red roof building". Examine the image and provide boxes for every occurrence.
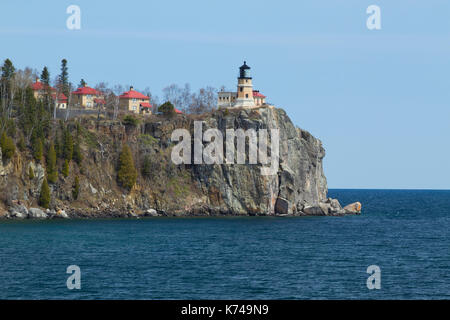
[252,90,266,106]
[31,78,54,92]
[71,83,103,109]
[119,86,151,114]
[31,78,68,109]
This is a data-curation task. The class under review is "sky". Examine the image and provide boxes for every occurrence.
[0,0,449,189]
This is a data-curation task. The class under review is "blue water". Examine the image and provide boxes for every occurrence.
[0,189,449,299]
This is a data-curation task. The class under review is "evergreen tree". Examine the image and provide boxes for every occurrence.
[117,145,137,191]
[0,132,15,161]
[59,59,69,97]
[63,128,73,161]
[39,178,50,209]
[62,159,69,177]
[47,142,58,183]
[158,101,175,117]
[54,134,62,159]
[29,166,35,180]
[40,67,50,86]
[72,176,80,200]
[79,79,86,88]
[73,142,83,165]
[1,59,15,81]
[1,58,15,103]
[141,155,152,178]
[33,138,43,162]
[17,135,26,151]
[40,66,52,108]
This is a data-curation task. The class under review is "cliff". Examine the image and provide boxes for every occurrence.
[0,106,358,219]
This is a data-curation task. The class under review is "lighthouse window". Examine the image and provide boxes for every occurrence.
[246,94,249,98]
[240,87,243,92]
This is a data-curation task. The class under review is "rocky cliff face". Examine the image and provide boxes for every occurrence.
[0,106,357,218]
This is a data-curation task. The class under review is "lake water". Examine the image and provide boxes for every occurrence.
[0,189,449,299]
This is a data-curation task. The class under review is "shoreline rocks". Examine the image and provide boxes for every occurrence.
[1,202,361,220]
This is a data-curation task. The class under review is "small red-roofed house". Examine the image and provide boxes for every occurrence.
[52,92,68,109]
[139,102,153,114]
[119,86,151,114]
[94,98,106,109]
[72,83,103,109]
[252,90,266,106]
[31,78,53,100]
[31,78,67,109]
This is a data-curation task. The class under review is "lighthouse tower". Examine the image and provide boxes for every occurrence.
[234,61,255,107]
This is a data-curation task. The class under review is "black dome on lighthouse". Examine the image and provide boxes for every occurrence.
[239,61,251,79]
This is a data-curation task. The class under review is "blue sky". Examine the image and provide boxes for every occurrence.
[1,0,449,189]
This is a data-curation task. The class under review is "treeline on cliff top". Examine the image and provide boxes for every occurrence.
[0,58,219,208]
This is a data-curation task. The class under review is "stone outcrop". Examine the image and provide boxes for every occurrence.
[343,202,362,214]
[0,107,360,218]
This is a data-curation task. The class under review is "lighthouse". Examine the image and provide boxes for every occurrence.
[217,61,269,109]
[234,61,255,107]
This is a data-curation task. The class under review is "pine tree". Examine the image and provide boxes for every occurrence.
[40,67,50,86]
[39,178,50,209]
[29,166,35,180]
[59,59,69,98]
[79,79,86,88]
[1,59,15,97]
[72,176,80,200]
[0,59,15,114]
[0,132,15,161]
[33,138,43,162]
[63,128,73,161]
[62,159,69,177]
[117,145,137,191]
[158,101,175,116]
[73,142,83,165]
[1,59,15,80]
[141,155,152,178]
[40,66,51,108]
[17,135,26,152]
[47,142,58,183]
[54,134,62,159]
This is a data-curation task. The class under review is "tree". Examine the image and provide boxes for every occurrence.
[40,67,50,86]
[117,145,137,191]
[39,178,50,209]
[122,115,139,127]
[55,134,62,159]
[0,132,15,161]
[162,84,183,110]
[73,142,83,165]
[79,79,86,88]
[62,159,70,177]
[17,135,26,151]
[29,166,35,180]
[40,66,52,111]
[1,59,16,121]
[72,176,80,200]
[59,59,69,98]
[188,86,217,114]
[33,138,43,162]
[63,128,73,161]
[158,101,175,117]
[47,142,58,183]
[141,155,152,178]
